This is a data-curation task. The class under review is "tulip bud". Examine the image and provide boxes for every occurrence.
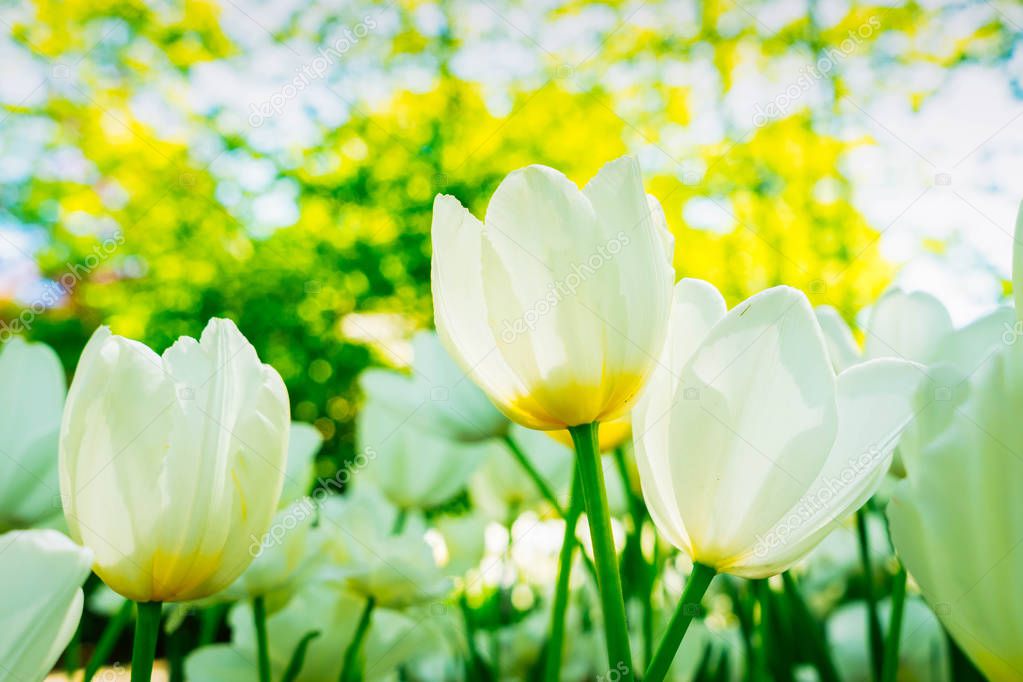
[431,155,674,430]
[59,318,290,602]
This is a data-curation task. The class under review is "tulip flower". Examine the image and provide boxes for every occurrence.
[816,290,1011,374]
[0,338,67,530]
[634,280,921,681]
[431,154,673,431]
[888,339,1023,681]
[432,155,673,677]
[358,398,490,511]
[360,331,508,442]
[60,319,290,681]
[0,529,92,681]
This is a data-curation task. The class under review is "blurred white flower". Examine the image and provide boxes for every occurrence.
[220,497,318,602]
[358,398,490,510]
[0,529,92,680]
[430,512,489,577]
[0,338,66,530]
[280,421,323,506]
[816,290,1011,374]
[360,331,508,442]
[431,155,674,430]
[314,487,450,608]
[889,335,1023,681]
[635,280,921,577]
[60,319,291,602]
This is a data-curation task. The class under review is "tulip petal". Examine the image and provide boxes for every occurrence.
[60,329,176,600]
[633,278,726,553]
[281,422,322,506]
[815,305,861,372]
[431,195,526,422]
[889,346,1023,681]
[863,289,953,363]
[156,318,290,600]
[0,530,92,681]
[666,286,838,566]
[0,338,66,526]
[733,358,922,576]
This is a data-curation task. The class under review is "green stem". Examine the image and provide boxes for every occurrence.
[65,621,82,675]
[503,434,565,517]
[781,572,840,682]
[254,595,272,682]
[544,465,583,682]
[392,508,408,535]
[856,508,884,682]
[569,422,634,680]
[881,563,908,682]
[198,603,228,646]
[130,602,162,682]
[756,580,794,682]
[339,597,375,682]
[84,599,134,682]
[460,594,493,682]
[645,562,716,682]
[613,445,654,665]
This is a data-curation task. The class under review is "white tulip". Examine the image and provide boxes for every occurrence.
[889,338,1023,681]
[816,291,1011,374]
[360,331,508,442]
[0,529,92,680]
[860,289,953,362]
[314,487,449,608]
[358,398,490,510]
[431,155,674,430]
[0,338,66,530]
[280,422,322,507]
[60,318,290,602]
[634,280,921,577]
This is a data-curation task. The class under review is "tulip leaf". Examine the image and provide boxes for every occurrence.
[281,630,321,682]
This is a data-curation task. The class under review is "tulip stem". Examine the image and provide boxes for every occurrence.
[569,422,634,681]
[130,601,161,682]
[781,571,840,682]
[613,445,655,665]
[84,598,134,682]
[339,596,375,682]
[544,465,583,682]
[881,562,908,682]
[503,434,566,517]
[856,508,884,682]
[254,595,272,682]
[645,562,716,682]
